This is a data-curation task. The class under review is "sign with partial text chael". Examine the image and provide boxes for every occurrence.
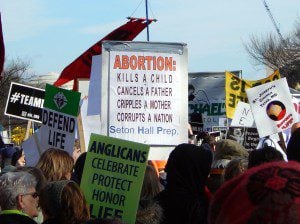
[188,72,227,132]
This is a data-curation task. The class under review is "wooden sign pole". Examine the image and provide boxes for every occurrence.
[24,120,32,141]
[278,132,287,153]
[77,112,86,153]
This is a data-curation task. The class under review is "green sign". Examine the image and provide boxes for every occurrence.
[80,134,149,224]
[44,84,81,116]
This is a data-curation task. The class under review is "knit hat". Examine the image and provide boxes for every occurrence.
[214,139,248,161]
[208,161,300,224]
[210,139,248,173]
[1,146,19,159]
[42,180,73,215]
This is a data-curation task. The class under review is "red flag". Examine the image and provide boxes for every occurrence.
[0,13,5,78]
[54,18,153,90]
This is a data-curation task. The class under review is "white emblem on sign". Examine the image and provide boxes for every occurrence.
[54,92,67,109]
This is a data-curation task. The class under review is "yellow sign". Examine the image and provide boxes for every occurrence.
[225,70,280,119]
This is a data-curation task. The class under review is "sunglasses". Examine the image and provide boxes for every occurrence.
[22,192,39,199]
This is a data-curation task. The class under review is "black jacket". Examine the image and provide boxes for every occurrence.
[156,144,213,224]
[0,213,38,224]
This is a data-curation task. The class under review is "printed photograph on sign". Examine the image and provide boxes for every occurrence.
[266,100,286,121]
[227,126,245,145]
[188,72,228,132]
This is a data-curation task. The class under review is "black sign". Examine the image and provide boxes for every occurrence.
[227,126,260,151]
[5,82,45,123]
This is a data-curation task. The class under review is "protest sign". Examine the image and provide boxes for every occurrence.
[226,126,245,145]
[246,78,297,137]
[81,97,101,150]
[227,126,259,150]
[231,101,254,127]
[5,82,45,122]
[44,84,80,116]
[22,128,45,166]
[292,96,300,122]
[87,55,102,116]
[40,84,81,152]
[211,126,228,139]
[188,72,229,132]
[225,70,280,119]
[101,41,188,145]
[81,134,149,224]
[243,128,260,150]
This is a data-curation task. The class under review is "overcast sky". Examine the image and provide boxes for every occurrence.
[1,0,299,80]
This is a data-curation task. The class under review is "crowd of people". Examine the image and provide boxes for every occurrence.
[0,121,299,224]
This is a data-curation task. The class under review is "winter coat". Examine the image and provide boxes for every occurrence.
[0,210,38,224]
[136,199,163,224]
[156,144,213,224]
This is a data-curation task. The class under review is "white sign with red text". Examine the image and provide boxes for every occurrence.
[246,78,297,137]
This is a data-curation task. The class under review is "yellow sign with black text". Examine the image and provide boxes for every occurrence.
[225,70,280,118]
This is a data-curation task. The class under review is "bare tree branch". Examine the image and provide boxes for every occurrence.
[245,20,300,90]
[0,58,43,131]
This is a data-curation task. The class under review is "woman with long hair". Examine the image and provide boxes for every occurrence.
[36,148,74,181]
[39,180,90,224]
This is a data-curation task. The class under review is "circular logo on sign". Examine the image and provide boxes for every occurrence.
[54,92,67,110]
[266,100,286,121]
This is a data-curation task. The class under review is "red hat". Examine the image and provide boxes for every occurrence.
[208,161,300,224]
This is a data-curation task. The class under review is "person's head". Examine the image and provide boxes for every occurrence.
[224,157,248,181]
[39,180,90,224]
[11,147,26,167]
[201,134,216,151]
[140,165,163,200]
[291,122,300,135]
[287,122,300,162]
[188,84,195,95]
[16,166,47,194]
[214,139,248,161]
[207,139,248,193]
[1,146,20,168]
[71,152,87,185]
[233,128,243,137]
[248,146,284,169]
[36,148,74,181]
[0,171,39,218]
[208,161,300,224]
[73,139,82,162]
[0,135,5,148]
[165,143,213,194]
